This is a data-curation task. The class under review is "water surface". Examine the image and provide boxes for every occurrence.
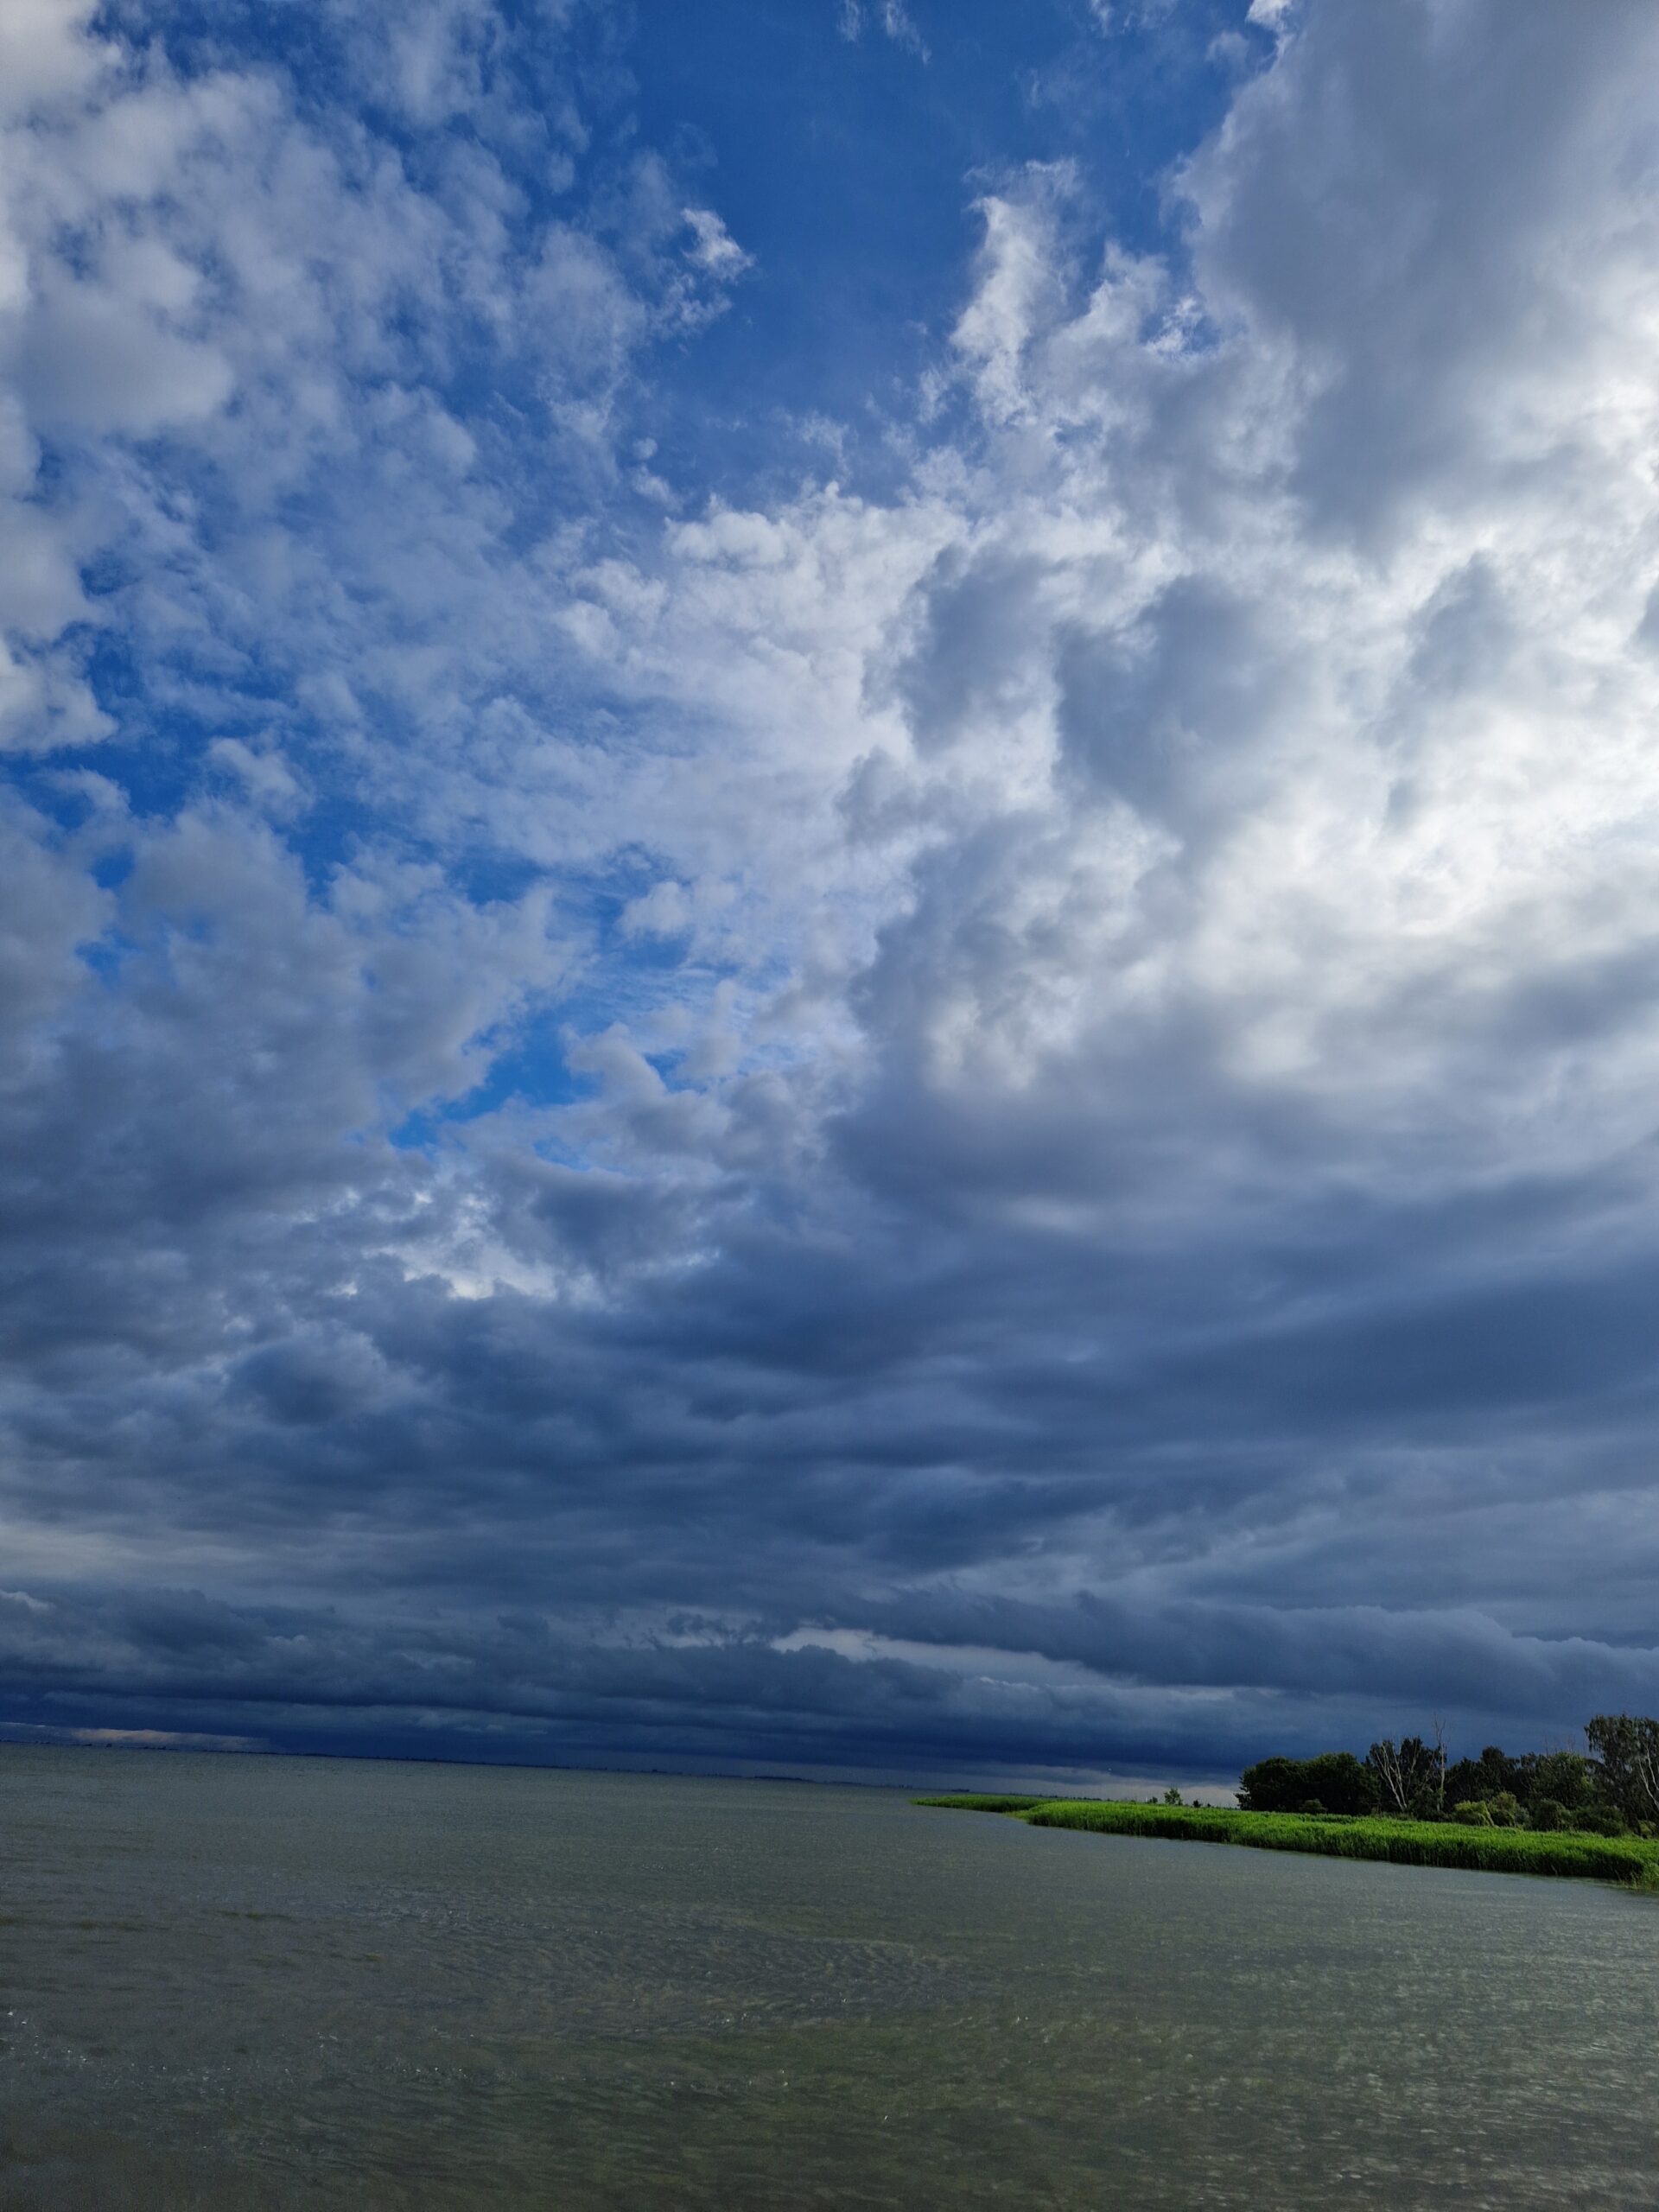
[2,1748,1656,2207]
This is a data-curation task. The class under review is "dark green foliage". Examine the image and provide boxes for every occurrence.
[1236,1758,1301,1812]
[924,1711,1659,1876]
[1444,1745,1602,1821]
[915,1793,1048,1815]
[1303,1751,1376,1814]
[1586,1713,1659,1826]
[1445,1745,1529,1809]
[1530,1751,1597,1812]
[1575,1807,1630,1838]
[919,1796,1659,1889]
[1366,1736,1445,1819]
[1251,1721,1659,1830]
[1239,1751,1376,1816]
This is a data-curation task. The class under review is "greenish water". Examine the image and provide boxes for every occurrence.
[1,1751,1656,2209]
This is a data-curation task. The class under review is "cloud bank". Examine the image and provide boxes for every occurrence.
[3,0,1659,1785]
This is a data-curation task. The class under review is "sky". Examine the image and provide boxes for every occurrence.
[3,0,1659,1790]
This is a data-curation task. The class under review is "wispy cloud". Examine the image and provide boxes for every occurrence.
[837,1,929,60]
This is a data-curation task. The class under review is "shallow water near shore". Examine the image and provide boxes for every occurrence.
[2,1747,1656,2209]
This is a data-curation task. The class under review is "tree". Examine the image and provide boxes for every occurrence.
[1440,1744,1599,1817]
[1365,1735,1443,1819]
[1237,1758,1302,1813]
[1586,1713,1659,1826]
[1530,1749,1596,1814]
[1237,1752,1375,1816]
[1429,1714,1449,1815]
[1444,1744,1528,1809]
[1300,1752,1376,1817]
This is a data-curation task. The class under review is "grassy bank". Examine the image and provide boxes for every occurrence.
[917,1796,1659,1889]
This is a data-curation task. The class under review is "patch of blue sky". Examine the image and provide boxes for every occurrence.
[385,1036,585,1152]
[386,959,748,1155]
[74,925,139,989]
[620,0,1263,502]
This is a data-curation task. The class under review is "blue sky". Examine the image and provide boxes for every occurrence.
[4,0,1659,1788]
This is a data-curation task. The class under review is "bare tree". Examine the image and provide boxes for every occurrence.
[1367,1737,1409,1816]
[1366,1733,1440,1818]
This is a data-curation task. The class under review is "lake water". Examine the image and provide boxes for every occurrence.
[1,1749,1656,2208]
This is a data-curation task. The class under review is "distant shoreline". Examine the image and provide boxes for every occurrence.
[918,1796,1659,1891]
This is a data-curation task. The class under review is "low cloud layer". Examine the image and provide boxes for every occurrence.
[3,0,1659,1785]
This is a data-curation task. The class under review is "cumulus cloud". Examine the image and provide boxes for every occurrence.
[3,0,1659,1785]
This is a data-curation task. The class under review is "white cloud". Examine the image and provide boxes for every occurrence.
[837,1,929,60]
[207,737,308,818]
[683,207,752,278]
[0,0,108,120]
[22,276,234,434]
[620,879,692,938]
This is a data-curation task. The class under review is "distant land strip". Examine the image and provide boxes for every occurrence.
[916,1798,1659,1891]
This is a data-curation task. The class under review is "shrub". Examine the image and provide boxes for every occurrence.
[912,1794,1047,1815]
[1577,1808,1629,1838]
[1530,1798,1568,1832]
[1487,1790,1526,1827]
[1453,1800,1496,1826]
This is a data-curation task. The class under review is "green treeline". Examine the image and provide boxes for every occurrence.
[916,1713,1659,1891]
[1238,1713,1659,1837]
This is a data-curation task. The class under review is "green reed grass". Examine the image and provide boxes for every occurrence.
[915,1796,1659,1889]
